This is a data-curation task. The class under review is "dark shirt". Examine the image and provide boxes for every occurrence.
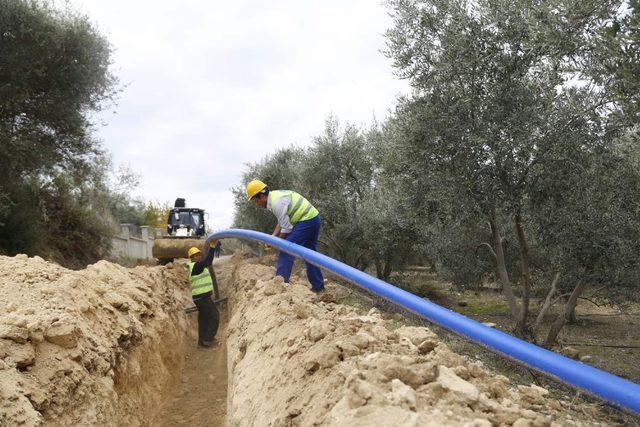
[194,290,212,301]
[191,244,220,275]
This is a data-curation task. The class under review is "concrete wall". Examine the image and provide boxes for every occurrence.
[111,224,162,260]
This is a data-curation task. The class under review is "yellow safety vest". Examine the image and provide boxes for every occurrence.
[270,190,319,225]
[189,262,214,296]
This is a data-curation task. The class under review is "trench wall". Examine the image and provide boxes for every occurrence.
[0,255,192,426]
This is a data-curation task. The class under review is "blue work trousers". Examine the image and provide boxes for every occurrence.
[276,215,324,291]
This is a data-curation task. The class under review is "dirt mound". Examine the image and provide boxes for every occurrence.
[0,252,620,426]
[0,254,192,426]
[227,262,607,426]
[231,249,256,262]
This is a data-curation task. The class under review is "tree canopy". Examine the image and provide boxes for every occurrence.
[234,0,640,346]
[0,1,154,267]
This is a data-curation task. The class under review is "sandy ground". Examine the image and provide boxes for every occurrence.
[156,255,233,427]
[226,259,617,427]
[1,251,632,426]
[0,254,192,426]
[157,316,228,426]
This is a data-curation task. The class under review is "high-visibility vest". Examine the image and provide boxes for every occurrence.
[189,262,214,296]
[269,190,319,225]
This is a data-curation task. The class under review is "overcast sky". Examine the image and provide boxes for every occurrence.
[73,1,408,229]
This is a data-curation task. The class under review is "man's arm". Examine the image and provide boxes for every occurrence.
[271,197,293,237]
[191,245,218,275]
[271,224,290,239]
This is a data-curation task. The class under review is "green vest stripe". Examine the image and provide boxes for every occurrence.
[291,202,313,224]
[189,262,213,296]
[271,190,319,226]
[289,195,304,217]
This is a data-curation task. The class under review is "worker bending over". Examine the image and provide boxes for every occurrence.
[187,241,221,347]
[246,179,325,293]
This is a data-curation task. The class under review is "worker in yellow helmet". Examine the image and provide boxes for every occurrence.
[246,179,325,293]
[187,240,221,347]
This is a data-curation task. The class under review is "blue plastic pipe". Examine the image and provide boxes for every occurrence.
[206,229,640,414]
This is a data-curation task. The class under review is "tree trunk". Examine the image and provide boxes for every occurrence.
[429,260,437,273]
[544,282,586,348]
[513,213,531,320]
[375,259,383,279]
[513,212,532,337]
[382,260,393,281]
[533,272,560,332]
[489,208,520,321]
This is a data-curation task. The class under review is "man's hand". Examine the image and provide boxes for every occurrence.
[209,239,222,257]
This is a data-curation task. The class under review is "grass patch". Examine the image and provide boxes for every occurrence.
[463,299,510,316]
[335,294,373,312]
[383,313,407,332]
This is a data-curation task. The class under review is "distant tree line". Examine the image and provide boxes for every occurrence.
[0,1,162,268]
[233,0,640,347]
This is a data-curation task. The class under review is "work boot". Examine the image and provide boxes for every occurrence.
[199,338,218,348]
[312,288,334,303]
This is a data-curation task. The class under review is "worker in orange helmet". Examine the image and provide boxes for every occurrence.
[246,179,325,293]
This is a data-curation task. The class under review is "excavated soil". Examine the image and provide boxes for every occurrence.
[226,261,614,427]
[0,254,193,426]
[0,251,626,426]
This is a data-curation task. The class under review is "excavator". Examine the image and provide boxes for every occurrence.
[152,198,206,265]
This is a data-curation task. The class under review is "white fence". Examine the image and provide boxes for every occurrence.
[111,224,162,261]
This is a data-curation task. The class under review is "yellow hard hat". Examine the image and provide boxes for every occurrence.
[188,247,201,258]
[246,179,267,200]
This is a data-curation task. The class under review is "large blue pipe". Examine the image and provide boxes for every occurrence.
[206,229,640,414]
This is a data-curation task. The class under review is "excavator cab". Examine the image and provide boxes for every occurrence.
[167,208,205,237]
[152,198,207,264]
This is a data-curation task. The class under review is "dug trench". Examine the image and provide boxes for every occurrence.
[0,252,631,426]
[0,253,232,426]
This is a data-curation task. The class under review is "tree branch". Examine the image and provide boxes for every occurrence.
[534,272,560,331]
[578,296,602,307]
[475,242,497,260]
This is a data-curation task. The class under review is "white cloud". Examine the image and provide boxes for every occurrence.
[74,0,408,228]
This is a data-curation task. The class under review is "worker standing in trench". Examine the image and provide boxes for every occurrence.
[187,241,221,347]
[246,179,325,293]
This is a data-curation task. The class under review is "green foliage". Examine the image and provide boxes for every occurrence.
[0,0,115,182]
[0,153,115,267]
[232,118,421,279]
[531,128,640,303]
[0,0,122,266]
[382,0,640,341]
[142,201,172,230]
[298,118,375,270]
[582,0,640,124]
[229,0,640,343]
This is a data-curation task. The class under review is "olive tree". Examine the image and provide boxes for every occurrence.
[384,0,631,341]
[0,0,119,264]
[296,118,375,269]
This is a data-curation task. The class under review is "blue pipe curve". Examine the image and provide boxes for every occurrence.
[206,229,640,414]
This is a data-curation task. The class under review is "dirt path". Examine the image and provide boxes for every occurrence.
[157,257,232,427]
[157,305,228,427]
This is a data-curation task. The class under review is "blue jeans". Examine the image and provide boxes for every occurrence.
[276,215,324,291]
